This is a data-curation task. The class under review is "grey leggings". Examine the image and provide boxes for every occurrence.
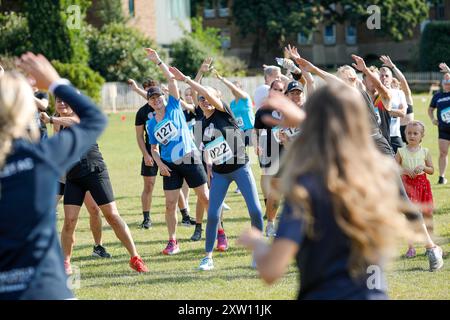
[205,164,264,253]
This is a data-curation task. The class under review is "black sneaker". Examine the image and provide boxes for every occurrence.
[438,176,448,185]
[141,218,152,229]
[190,225,202,241]
[92,245,111,258]
[181,215,196,227]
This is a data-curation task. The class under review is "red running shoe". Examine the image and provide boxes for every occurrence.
[216,231,228,252]
[129,256,149,272]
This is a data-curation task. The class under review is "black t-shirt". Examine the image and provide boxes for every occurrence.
[185,106,205,149]
[66,143,107,179]
[184,105,204,122]
[135,103,155,153]
[276,173,388,300]
[35,91,49,136]
[430,91,450,131]
[254,108,285,168]
[201,104,248,174]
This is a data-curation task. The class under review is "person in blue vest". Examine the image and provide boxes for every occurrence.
[144,48,210,255]
[0,52,108,299]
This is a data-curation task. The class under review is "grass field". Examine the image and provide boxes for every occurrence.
[58,95,449,300]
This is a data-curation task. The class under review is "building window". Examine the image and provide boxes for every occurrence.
[221,28,231,49]
[436,2,445,20]
[218,0,229,17]
[129,0,135,17]
[169,0,189,20]
[345,24,357,45]
[204,0,215,18]
[323,24,336,45]
[297,32,312,45]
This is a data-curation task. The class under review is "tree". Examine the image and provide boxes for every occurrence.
[87,23,164,83]
[86,0,125,28]
[171,17,247,77]
[0,11,31,56]
[52,60,105,103]
[419,21,450,71]
[232,0,430,67]
[23,0,91,64]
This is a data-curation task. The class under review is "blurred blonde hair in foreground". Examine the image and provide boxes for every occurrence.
[0,71,39,168]
[279,84,418,276]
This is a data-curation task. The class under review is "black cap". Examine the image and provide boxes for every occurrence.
[147,86,163,98]
[286,81,304,93]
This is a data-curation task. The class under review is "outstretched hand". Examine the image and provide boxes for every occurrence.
[168,66,186,82]
[284,45,314,73]
[439,62,450,73]
[211,67,223,80]
[199,57,213,73]
[285,44,301,61]
[380,55,395,69]
[16,52,60,90]
[144,48,161,64]
[260,93,306,128]
[128,79,139,90]
[351,54,368,73]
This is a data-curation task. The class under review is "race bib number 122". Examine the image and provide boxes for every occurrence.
[205,136,233,165]
[441,107,450,124]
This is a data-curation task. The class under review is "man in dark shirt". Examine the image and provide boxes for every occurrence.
[134,80,158,229]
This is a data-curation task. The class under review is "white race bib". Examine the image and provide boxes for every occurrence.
[272,127,281,143]
[284,127,300,138]
[235,117,244,129]
[205,136,233,165]
[374,108,381,125]
[154,119,178,145]
[441,107,450,124]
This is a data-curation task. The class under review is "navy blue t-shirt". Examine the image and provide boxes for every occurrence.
[430,91,450,132]
[0,83,107,299]
[276,173,388,300]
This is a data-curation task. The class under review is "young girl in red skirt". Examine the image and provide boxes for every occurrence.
[395,120,435,258]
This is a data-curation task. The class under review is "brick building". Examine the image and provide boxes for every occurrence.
[200,0,450,69]
[88,0,191,46]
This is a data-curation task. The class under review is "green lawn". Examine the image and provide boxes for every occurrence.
[59,95,449,300]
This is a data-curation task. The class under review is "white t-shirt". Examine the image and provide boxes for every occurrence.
[389,89,407,137]
[254,84,270,110]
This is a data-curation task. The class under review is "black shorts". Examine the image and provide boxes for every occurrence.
[141,157,158,177]
[400,125,407,143]
[241,129,253,147]
[406,104,414,115]
[438,128,450,141]
[58,182,65,196]
[162,156,207,191]
[390,136,404,154]
[64,169,115,206]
